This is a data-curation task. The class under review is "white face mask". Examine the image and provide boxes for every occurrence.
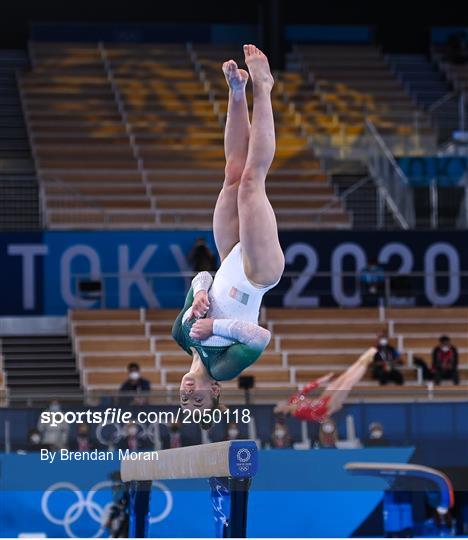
[129,371,140,381]
[370,430,383,439]
[379,339,388,347]
[128,427,138,436]
[441,346,450,352]
[228,428,238,438]
[31,434,40,444]
[322,423,335,434]
[49,403,61,412]
[275,428,286,438]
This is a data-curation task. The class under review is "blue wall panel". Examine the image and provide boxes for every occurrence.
[0,448,413,538]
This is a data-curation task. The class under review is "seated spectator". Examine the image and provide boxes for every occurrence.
[119,363,151,406]
[167,422,183,449]
[188,236,217,273]
[364,422,389,447]
[26,428,45,452]
[37,400,69,450]
[69,423,98,452]
[270,419,293,449]
[359,257,385,306]
[432,336,459,386]
[224,421,240,441]
[372,333,404,385]
[318,419,338,448]
[118,422,152,452]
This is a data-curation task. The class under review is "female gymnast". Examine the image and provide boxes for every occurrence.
[172,45,285,416]
[274,348,377,423]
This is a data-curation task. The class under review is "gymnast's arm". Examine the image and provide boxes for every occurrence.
[207,321,271,381]
[171,287,195,350]
[212,319,271,350]
[297,380,321,397]
[192,271,213,295]
[191,271,213,318]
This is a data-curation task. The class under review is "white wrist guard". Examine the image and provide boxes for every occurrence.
[212,319,271,350]
[191,271,213,296]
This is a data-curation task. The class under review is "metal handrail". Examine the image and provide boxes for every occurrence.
[427,91,457,114]
[311,175,372,222]
[457,172,468,228]
[365,119,415,229]
[4,385,468,409]
[71,269,468,280]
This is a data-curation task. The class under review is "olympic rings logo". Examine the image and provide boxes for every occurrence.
[236,449,251,463]
[95,422,161,447]
[41,480,173,537]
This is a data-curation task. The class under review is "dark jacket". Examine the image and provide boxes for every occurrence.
[119,377,151,405]
[373,345,401,370]
[188,244,217,272]
[432,346,458,371]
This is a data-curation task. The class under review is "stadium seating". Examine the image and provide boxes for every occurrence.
[19,42,352,229]
[0,335,80,401]
[19,43,442,230]
[0,354,7,405]
[288,44,437,156]
[69,307,468,404]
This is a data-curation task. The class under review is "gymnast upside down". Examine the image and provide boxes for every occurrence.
[172,45,285,414]
[274,348,377,423]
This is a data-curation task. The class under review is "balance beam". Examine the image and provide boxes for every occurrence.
[121,440,258,537]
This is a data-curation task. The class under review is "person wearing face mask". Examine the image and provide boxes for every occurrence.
[69,423,98,452]
[432,336,459,386]
[169,422,183,449]
[119,363,151,406]
[26,428,46,452]
[225,421,240,441]
[359,257,385,306]
[161,422,187,449]
[318,419,338,448]
[365,422,389,447]
[118,422,152,452]
[372,333,404,385]
[270,419,293,449]
[37,400,69,450]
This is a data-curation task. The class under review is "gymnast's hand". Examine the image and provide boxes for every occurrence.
[273,401,295,415]
[189,318,214,341]
[192,290,210,318]
[317,372,334,386]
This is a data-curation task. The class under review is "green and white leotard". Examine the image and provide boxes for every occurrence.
[171,242,278,381]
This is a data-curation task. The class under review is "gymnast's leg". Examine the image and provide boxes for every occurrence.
[323,348,377,415]
[237,44,284,286]
[212,60,250,261]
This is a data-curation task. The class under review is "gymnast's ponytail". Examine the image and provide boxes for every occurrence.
[200,398,228,431]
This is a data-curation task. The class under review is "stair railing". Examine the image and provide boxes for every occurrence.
[457,172,468,228]
[365,119,415,229]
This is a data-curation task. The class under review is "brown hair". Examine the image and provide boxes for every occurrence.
[200,396,228,431]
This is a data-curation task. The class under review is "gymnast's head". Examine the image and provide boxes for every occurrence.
[179,348,221,428]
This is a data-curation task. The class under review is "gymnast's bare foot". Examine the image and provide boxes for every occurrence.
[222,59,249,99]
[243,44,274,92]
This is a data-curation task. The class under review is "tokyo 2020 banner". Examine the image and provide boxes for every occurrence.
[0,230,466,315]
